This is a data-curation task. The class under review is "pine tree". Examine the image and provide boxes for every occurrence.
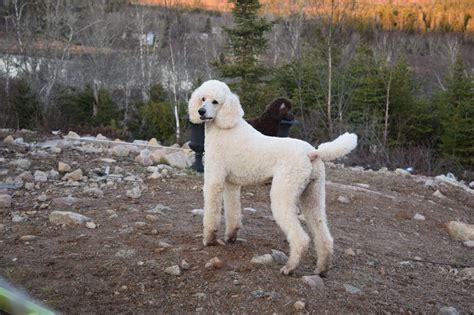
[436,57,474,167]
[213,0,272,116]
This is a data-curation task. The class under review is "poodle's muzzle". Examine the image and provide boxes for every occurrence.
[198,101,215,121]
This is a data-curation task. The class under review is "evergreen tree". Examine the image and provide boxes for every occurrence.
[435,58,474,167]
[213,0,273,116]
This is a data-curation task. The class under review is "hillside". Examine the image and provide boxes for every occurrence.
[1,130,473,313]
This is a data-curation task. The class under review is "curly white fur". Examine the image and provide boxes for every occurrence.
[188,80,357,276]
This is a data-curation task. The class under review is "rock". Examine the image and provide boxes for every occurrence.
[49,211,92,226]
[250,254,273,265]
[18,171,33,181]
[19,235,38,241]
[11,212,28,222]
[424,179,436,188]
[165,265,181,276]
[337,195,350,204]
[193,292,206,300]
[85,221,97,229]
[205,257,224,270]
[343,283,361,294]
[52,196,79,207]
[181,260,191,270]
[446,221,474,241]
[135,149,154,166]
[244,207,257,213]
[48,170,60,180]
[145,214,159,222]
[413,213,426,221]
[463,240,474,248]
[191,209,205,216]
[469,181,474,190]
[459,267,474,280]
[134,222,147,228]
[151,149,168,164]
[37,193,48,202]
[159,241,172,248]
[3,135,14,144]
[58,162,71,173]
[395,168,411,176]
[164,151,192,169]
[126,187,142,199]
[293,301,305,310]
[111,145,130,157]
[34,170,48,182]
[433,190,446,199]
[115,249,136,258]
[302,275,325,290]
[9,159,31,170]
[344,248,356,256]
[148,138,159,145]
[62,169,83,181]
[50,146,61,154]
[439,306,460,315]
[96,133,108,141]
[271,249,288,265]
[148,171,163,179]
[0,194,12,209]
[83,187,104,198]
[100,158,116,164]
[66,131,80,139]
[24,182,34,191]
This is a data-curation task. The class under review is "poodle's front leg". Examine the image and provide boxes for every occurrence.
[203,179,225,246]
[224,182,242,243]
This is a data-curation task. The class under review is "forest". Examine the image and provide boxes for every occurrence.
[0,0,473,178]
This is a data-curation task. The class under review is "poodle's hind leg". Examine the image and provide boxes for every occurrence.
[224,182,242,243]
[301,162,334,276]
[203,179,225,246]
[270,174,310,275]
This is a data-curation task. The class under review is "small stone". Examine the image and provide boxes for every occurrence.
[394,168,411,176]
[126,187,142,199]
[48,170,60,180]
[413,213,426,221]
[439,306,460,315]
[19,235,38,241]
[3,135,14,144]
[433,190,446,199]
[459,267,474,280]
[302,275,325,290]
[52,196,78,207]
[86,221,97,229]
[49,211,91,226]
[66,131,80,139]
[164,151,192,169]
[9,159,31,170]
[463,240,474,248]
[134,222,147,228]
[37,194,48,202]
[50,146,61,154]
[181,260,191,270]
[146,214,159,222]
[446,221,474,241]
[18,171,33,181]
[165,265,181,276]
[250,254,273,265]
[83,187,104,198]
[424,179,435,188]
[150,149,167,164]
[205,257,224,270]
[24,182,34,191]
[271,249,288,265]
[293,301,305,310]
[337,195,350,204]
[58,162,71,173]
[111,145,130,157]
[244,207,257,213]
[135,149,154,166]
[0,194,12,209]
[193,292,206,300]
[96,133,108,141]
[343,283,361,294]
[115,249,136,258]
[33,170,48,182]
[148,138,159,145]
[191,209,205,216]
[62,169,83,181]
[344,248,356,256]
[159,241,172,248]
[11,212,28,222]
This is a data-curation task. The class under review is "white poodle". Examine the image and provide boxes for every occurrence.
[188,80,357,276]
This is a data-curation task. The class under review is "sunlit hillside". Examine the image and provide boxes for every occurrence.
[130,0,474,33]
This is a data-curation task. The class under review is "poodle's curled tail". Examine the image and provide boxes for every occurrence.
[308,132,358,161]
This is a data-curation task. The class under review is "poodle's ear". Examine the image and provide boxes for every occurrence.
[215,92,244,129]
[188,88,203,124]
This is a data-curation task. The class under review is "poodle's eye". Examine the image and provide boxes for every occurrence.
[202,97,205,102]
[212,100,218,105]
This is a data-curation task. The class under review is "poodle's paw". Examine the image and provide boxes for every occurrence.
[224,228,239,243]
[280,265,295,276]
[314,266,329,277]
[202,230,217,246]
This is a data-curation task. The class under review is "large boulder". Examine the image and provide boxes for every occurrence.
[164,151,192,169]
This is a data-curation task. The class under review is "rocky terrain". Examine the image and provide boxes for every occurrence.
[0,129,473,314]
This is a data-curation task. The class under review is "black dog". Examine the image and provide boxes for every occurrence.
[249,97,294,136]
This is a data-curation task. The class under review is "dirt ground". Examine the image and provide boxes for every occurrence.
[0,131,473,314]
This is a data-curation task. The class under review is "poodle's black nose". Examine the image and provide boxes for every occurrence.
[198,107,206,116]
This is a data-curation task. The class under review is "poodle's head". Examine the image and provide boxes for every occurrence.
[266,97,294,121]
[188,80,244,129]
